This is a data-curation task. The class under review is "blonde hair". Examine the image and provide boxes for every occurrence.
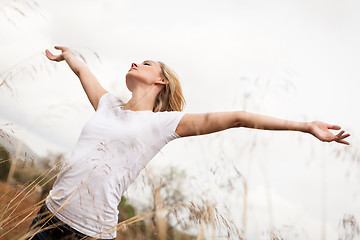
[153,62,186,112]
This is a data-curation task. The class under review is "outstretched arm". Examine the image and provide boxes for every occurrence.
[175,111,350,145]
[45,46,107,111]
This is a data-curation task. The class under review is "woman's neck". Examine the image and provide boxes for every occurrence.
[122,88,158,111]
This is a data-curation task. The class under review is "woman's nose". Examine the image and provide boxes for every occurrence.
[131,63,137,68]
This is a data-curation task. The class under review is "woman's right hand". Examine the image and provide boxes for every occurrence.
[45,46,73,62]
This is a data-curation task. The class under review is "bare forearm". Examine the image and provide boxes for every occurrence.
[61,51,106,110]
[237,111,310,133]
[62,52,87,76]
[177,111,310,137]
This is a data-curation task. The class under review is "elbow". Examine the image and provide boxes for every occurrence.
[234,111,247,128]
[75,69,82,78]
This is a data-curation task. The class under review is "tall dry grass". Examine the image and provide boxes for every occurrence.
[0,155,244,239]
[1,67,360,239]
[1,3,360,236]
[1,72,360,239]
[1,145,358,240]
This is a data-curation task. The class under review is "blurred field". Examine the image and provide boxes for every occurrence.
[0,181,41,240]
[0,144,202,240]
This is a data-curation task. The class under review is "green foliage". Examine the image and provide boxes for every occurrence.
[118,196,136,221]
[0,145,11,181]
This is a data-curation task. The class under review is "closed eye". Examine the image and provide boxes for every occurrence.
[143,62,150,66]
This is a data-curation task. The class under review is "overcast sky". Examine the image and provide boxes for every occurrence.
[1,0,359,238]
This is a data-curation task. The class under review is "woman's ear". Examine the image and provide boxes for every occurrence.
[155,78,167,85]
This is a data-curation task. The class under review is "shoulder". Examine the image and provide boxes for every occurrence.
[156,111,186,130]
[155,110,186,120]
[153,111,186,141]
[97,92,125,112]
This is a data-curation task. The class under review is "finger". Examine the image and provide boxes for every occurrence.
[336,130,345,138]
[45,50,53,59]
[45,50,56,60]
[328,124,341,130]
[331,135,338,141]
[54,46,68,51]
[338,133,351,140]
[337,139,350,145]
[330,131,344,141]
[45,49,53,56]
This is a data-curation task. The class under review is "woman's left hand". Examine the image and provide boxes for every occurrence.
[308,121,350,145]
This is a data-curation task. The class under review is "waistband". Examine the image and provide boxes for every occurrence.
[40,203,100,239]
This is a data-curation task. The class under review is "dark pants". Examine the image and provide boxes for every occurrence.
[26,203,98,240]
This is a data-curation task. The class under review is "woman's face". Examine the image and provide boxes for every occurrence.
[125,60,165,91]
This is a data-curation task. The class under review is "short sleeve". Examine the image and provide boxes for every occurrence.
[96,92,123,112]
[158,111,186,143]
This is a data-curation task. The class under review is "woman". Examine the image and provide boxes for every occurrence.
[27,46,350,240]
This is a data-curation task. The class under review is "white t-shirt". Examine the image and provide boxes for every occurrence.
[46,92,186,239]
